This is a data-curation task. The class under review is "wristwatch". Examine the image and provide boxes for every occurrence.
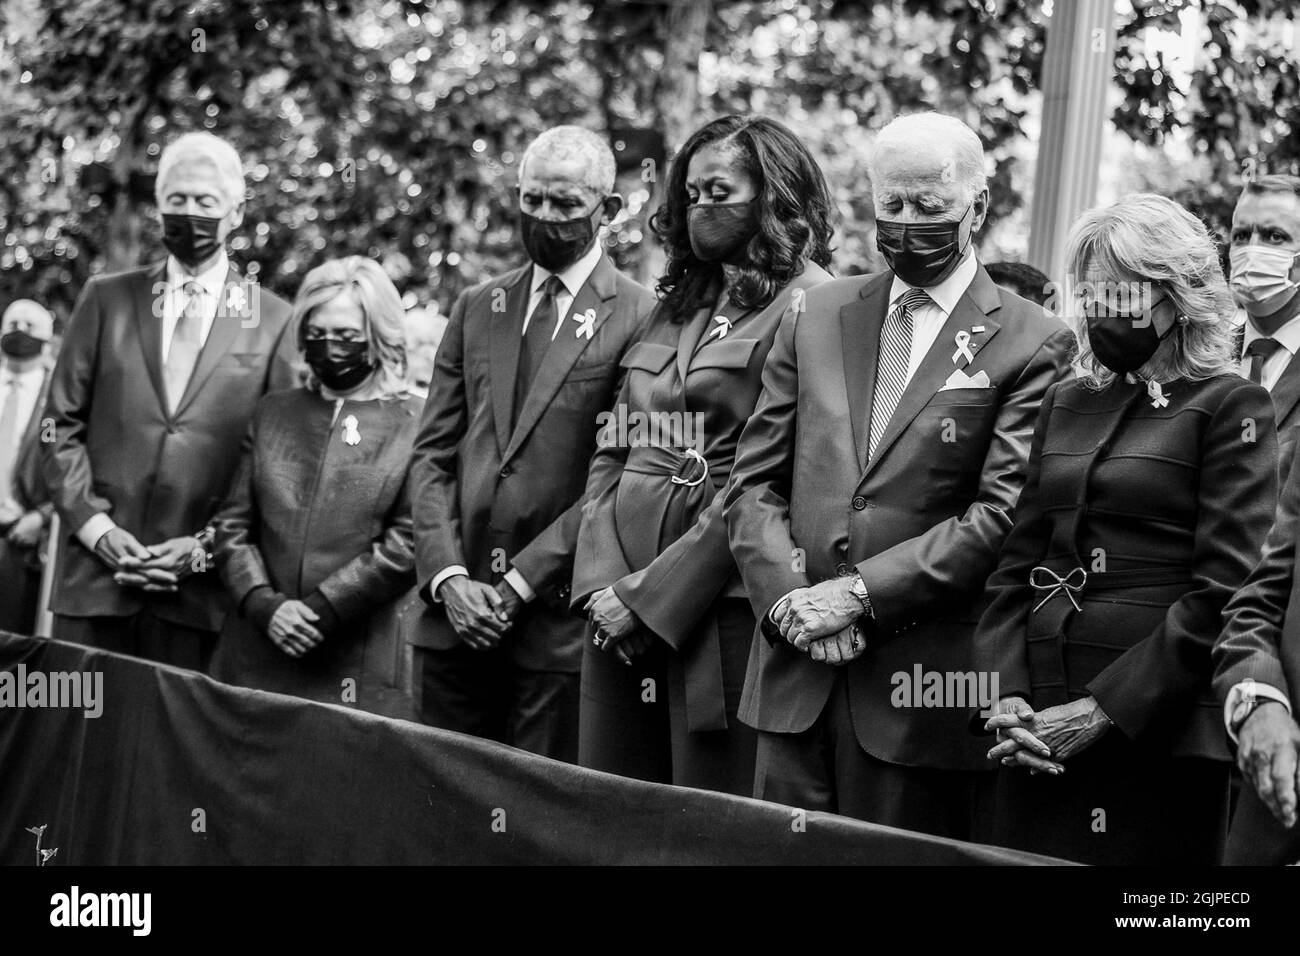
[192,526,216,574]
[848,571,874,620]
[1230,695,1283,738]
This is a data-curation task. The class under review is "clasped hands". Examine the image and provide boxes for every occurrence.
[96,527,201,593]
[584,586,652,665]
[983,695,1111,776]
[437,574,525,651]
[1235,703,1300,829]
[775,578,866,665]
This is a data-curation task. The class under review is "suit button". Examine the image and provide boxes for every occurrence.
[499,466,511,478]
[835,563,849,576]
[167,425,178,435]
[851,496,867,511]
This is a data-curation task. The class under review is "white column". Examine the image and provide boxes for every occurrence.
[1028,0,1117,284]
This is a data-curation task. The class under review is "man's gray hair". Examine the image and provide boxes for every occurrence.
[520,125,616,196]
[155,132,246,205]
[869,112,988,203]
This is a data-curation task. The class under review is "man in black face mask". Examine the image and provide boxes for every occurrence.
[43,132,296,670]
[409,125,656,762]
[724,112,1074,839]
[0,300,55,634]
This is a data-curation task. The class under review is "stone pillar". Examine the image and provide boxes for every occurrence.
[1028,0,1117,284]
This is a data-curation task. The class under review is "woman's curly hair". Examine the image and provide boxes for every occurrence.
[651,115,835,323]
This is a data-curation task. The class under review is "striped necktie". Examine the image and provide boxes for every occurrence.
[869,287,931,457]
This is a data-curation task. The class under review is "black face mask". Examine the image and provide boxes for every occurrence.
[687,200,759,263]
[1086,304,1177,374]
[304,339,375,392]
[161,213,224,269]
[876,204,975,288]
[519,203,605,273]
[0,330,45,360]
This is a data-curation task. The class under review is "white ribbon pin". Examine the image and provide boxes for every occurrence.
[225,284,247,315]
[1147,380,1168,409]
[952,330,975,365]
[341,414,361,446]
[573,308,596,340]
[708,315,732,341]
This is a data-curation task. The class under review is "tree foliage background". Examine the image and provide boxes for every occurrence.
[0,0,1296,324]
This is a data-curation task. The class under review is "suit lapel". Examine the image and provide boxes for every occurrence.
[841,273,891,472]
[173,265,244,417]
[863,265,1003,480]
[1271,350,1300,427]
[133,261,169,412]
[502,256,618,464]
[488,267,532,456]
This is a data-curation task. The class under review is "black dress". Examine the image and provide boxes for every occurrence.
[973,374,1278,864]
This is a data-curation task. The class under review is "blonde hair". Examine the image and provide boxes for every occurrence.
[1065,192,1237,388]
[292,256,409,398]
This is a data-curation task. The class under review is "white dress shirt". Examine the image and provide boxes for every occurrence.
[429,243,605,605]
[768,250,981,626]
[1237,308,1300,391]
[886,247,979,384]
[0,363,46,502]
[76,252,231,552]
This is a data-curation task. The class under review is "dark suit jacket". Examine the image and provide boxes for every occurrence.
[214,388,419,620]
[1234,323,1300,478]
[572,263,832,731]
[409,254,656,671]
[1216,436,1300,717]
[43,260,296,632]
[976,376,1278,764]
[723,263,1074,771]
[11,361,54,518]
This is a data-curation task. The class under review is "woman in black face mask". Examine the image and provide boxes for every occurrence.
[971,193,1279,865]
[210,256,422,718]
[571,115,835,795]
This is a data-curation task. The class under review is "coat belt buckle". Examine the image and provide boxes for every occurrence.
[670,448,709,487]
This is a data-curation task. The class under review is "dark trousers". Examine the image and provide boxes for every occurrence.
[415,644,579,763]
[752,671,982,841]
[578,598,758,796]
[1224,780,1300,865]
[0,539,42,635]
[54,610,216,672]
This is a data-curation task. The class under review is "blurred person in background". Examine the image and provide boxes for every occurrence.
[43,131,296,669]
[403,305,447,398]
[571,115,834,795]
[1229,174,1300,475]
[211,257,419,717]
[409,125,656,762]
[985,261,1052,309]
[976,193,1278,865]
[0,300,56,634]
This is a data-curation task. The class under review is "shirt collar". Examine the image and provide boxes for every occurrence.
[888,247,979,317]
[530,240,604,299]
[0,362,43,387]
[167,251,230,299]
[1243,309,1300,357]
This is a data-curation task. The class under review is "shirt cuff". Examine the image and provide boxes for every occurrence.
[504,567,536,603]
[76,513,117,552]
[768,588,800,625]
[1224,680,1293,744]
[427,566,469,603]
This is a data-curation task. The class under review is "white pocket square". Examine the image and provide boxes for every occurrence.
[939,368,992,391]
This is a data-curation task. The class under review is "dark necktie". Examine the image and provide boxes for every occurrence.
[514,274,565,421]
[1246,337,1283,386]
[869,287,931,457]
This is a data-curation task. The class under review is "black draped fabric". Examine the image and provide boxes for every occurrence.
[0,633,1062,865]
